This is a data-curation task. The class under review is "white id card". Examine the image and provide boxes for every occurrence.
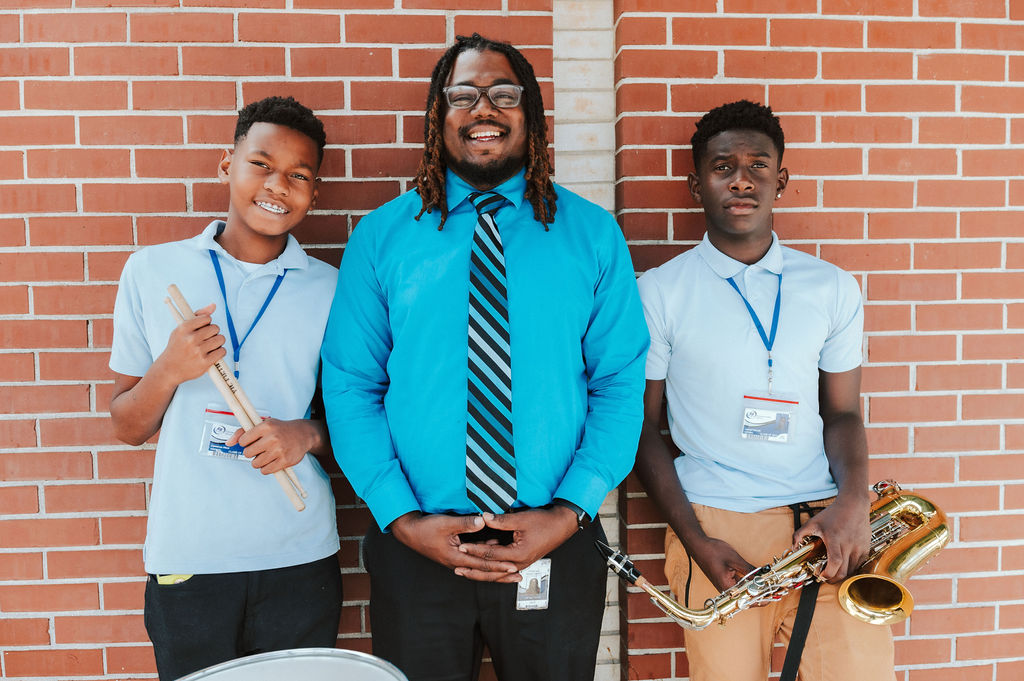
[516,558,552,610]
[740,392,799,444]
[199,404,266,460]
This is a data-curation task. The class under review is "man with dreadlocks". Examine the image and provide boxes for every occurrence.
[322,34,648,680]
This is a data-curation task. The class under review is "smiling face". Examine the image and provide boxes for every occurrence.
[442,48,528,191]
[218,121,320,262]
[688,128,788,262]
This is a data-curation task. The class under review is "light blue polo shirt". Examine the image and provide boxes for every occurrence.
[638,233,864,513]
[110,221,340,574]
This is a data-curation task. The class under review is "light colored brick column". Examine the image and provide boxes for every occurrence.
[552,3,620,680]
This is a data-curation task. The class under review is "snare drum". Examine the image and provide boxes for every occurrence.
[177,647,408,681]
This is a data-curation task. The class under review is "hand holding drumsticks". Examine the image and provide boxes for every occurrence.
[164,284,307,512]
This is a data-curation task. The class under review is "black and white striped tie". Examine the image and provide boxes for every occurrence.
[465,191,516,514]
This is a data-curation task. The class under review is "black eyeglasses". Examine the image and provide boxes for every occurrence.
[442,84,524,110]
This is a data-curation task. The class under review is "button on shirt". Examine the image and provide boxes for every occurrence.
[322,169,649,530]
[638,233,864,512]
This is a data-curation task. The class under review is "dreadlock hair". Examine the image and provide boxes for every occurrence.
[690,100,785,171]
[235,96,327,168]
[413,33,557,230]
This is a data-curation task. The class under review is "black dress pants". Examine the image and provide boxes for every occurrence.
[363,518,608,681]
[143,554,343,681]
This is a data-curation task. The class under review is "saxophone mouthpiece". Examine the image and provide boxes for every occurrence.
[595,540,641,585]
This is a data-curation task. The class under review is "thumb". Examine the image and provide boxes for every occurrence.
[194,302,216,316]
[481,512,508,529]
[457,514,485,533]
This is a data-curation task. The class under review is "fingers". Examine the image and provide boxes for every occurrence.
[454,514,485,534]
[454,566,522,583]
[225,427,245,447]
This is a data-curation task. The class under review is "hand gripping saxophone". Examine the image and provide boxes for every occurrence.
[598,481,949,629]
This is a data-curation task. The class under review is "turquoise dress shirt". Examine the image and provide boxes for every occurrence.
[322,169,649,530]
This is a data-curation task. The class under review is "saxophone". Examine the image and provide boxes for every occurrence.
[598,481,949,629]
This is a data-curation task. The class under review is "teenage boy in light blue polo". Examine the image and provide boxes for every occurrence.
[109,97,341,681]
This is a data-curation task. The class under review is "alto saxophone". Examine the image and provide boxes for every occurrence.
[598,480,949,629]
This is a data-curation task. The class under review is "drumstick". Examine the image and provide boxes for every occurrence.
[165,286,306,512]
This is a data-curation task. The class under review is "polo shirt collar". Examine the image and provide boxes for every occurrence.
[696,231,784,279]
[445,167,527,214]
[194,220,308,273]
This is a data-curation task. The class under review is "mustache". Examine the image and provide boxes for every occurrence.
[459,122,511,137]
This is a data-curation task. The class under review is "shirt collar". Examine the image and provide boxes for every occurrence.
[445,167,527,214]
[194,220,308,273]
[696,231,784,279]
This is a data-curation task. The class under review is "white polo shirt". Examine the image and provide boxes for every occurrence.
[110,221,340,574]
[638,232,864,513]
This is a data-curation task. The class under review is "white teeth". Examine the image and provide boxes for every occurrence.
[469,131,502,140]
[256,201,287,214]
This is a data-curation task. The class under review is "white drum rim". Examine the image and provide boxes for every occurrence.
[177,647,407,680]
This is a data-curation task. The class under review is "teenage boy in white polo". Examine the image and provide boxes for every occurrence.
[635,100,895,681]
[109,96,341,681]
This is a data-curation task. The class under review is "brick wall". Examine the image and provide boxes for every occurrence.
[614,1,1024,679]
[1,0,1021,679]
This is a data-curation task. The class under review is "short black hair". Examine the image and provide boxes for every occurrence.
[691,100,784,170]
[234,96,327,166]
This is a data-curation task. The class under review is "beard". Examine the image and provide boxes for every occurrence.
[446,150,526,191]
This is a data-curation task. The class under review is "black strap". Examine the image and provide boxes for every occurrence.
[779,502,822,681]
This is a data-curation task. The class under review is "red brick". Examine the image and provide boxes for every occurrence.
[920,180,1005,208]
[2,319,88,349]
[617,49,717,80]
[963,85,1024,114]
[915,425,1000,453]
[46,483,147,513]
[909,606,996,639]
[98,450,156,480]
[0,619,51,646]
[864,305,911,333]
[823,180,913,208]
[101,516,148,544]
[133,80,236,110]
[349,81,431,113]
[669,84,766,114]
[867,211,957,240]
[0,451,93,481]
[768,84,862,112]
[965,394,1024,421]
[0,285,29,314]
[624,651,673,680]
[915,242,1001,271]
[0,583,99,612]
[916,363,1002,390]
[672,16,766,45]
[24,11,126,41]
[346,13,446,44]
[29,216,133,247]
[963,22,1024,50]
[135,149,220,179]
[616,16,667,48]
[0,420,36,448]
[868,148,956,176]
[39,414,120,447]
[238,12,339,42]
[918,52,1006,82]
[0,184,76,214]
[725,50,817,79]
[819,243,910,271]
[0,149,21,180]
[27,148,130,178]
[452,15,550,46]
[823,0,912,12]
[0,553,44,580]
[241,82,347,114]
[0,518,99,548]
[770,18,863,47]
[0,47,69,76]
[866,84,956,112]
[963,272,1024,299]
[822,115,912,144]
[919,116,1006,145]
[55,614,148,644]
[964,148,1024,177]
[0,486,39,513]
[82,183,186,214]
[75,46,177,75]
[106,644,157,675]
[962,210,1024,238]
[6,649,107,676]
[290,47,392,78]
[894,636,952,665]
[0,384,89,414]
[80,114,183,145]
[182,46,284,76]
[0,352,34,381]
[868,395,956,423]
[963,334,1024,361]
[48,549,143,578]
[626,621,686,649]
[867,19,956,48]
[102,580,146,611]
[823,51,913,80]
[130,11,233,41]
[24,79,127,110]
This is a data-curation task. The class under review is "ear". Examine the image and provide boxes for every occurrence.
[217,149,233,184]
[311,178,320,208]
[775,167,789,200]
[687,172,702,204]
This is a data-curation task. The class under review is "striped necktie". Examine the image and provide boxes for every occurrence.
[465,191,516,514]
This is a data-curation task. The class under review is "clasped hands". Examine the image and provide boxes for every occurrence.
[389,506,580,583]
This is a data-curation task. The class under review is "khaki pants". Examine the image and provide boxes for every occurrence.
[664,503,896,681]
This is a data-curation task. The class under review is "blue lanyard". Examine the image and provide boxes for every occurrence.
[208,249,286,379]
[726,272,782,393]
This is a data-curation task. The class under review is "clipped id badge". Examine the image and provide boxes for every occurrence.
[740,392,798,444]
[516,558,552,610]
[199,404,266,460]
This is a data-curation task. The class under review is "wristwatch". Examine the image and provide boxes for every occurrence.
[552,498,591,532]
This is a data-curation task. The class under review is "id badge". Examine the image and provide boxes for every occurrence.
[740,392,798,444]
[199,404,266,460]
[516,558,552,610]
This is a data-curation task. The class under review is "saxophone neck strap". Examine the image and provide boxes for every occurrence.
[780,579,820,681]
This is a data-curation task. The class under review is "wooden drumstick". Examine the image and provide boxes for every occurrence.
[165,286,306,512]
